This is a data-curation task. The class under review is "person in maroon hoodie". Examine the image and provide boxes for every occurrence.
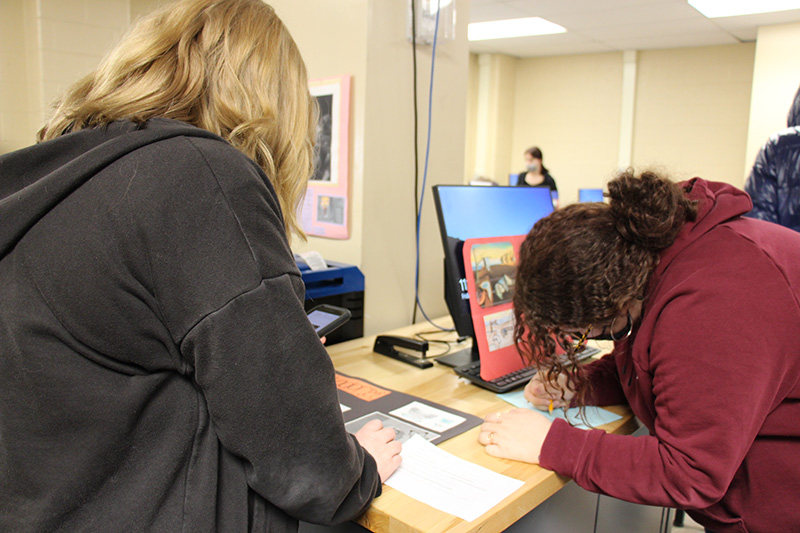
[478,170,800,533]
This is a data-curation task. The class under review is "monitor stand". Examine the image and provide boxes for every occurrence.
[435,341,479,368]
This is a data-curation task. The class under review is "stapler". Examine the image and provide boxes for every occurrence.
[373,335,433,369]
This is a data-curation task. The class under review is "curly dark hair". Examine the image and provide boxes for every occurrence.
[513,169,698,407]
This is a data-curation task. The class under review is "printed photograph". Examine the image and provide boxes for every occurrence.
[483,309,516,352]
[317,195,345,225]
[470,241,517,308]
[311,93,332,182]
[345,411,439,444]
[389,401,466,433]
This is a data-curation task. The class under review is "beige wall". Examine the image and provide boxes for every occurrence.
[464,52,480,182]
[510,52,624,204]
[37,0,129,111]
[0,0,34,152]
[360,0,470,333]
[362,0,469,332]
[468,53,517,184]
[130,0,166,21]
[0,0,129,152]
[745,22,800,181]
[468,43,756,203]
[632,44,755,186]
[273,0,368,272]
[282,0,470,334]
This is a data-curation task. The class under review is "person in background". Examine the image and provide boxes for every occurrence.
[0,1,401,531]
[745,83,800,232]
[515,146,558,206]
[478,170,800,533]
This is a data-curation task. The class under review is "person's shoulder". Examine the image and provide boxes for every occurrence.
[765,126,800,150]
[117,121,277,221]
[153,121,254,168]
[138,120,267,188]
[753,127,800,174]
[182,136,272,200]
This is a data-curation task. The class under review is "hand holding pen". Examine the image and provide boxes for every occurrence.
[524,372,575,412]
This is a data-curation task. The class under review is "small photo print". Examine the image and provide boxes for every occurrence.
[345,411,439,444]
[311,93,333,183]
[470,241,517,309]
[389,401,466,433]
[483,309,516,352]
[317,195,345,225]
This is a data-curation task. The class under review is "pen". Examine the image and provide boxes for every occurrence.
[548,400,553,414]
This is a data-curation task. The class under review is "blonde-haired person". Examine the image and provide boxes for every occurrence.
[0,1,400,531]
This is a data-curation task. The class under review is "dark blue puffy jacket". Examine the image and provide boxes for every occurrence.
[745,85,800,232]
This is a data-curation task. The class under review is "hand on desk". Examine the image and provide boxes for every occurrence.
[354,419,403,483]
[479,409,552,464]
[524,371,575,411]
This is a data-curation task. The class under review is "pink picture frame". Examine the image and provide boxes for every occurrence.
[301,75,351,239]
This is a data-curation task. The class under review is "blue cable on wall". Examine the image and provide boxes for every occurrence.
[413,0,452,331]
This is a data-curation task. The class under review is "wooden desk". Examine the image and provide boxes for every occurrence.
[325,319,637,533]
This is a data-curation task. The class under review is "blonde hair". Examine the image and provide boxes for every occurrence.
[39,0,316,241]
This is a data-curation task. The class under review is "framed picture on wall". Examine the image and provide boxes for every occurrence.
[300,74,351,239]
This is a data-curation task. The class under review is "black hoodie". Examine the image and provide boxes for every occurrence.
[0,119,379,531]
[745,84,800,231]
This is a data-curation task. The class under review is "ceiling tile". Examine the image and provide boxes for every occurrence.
[466,0,798,56]
[469,31,613,57]
[605,32,739,49]
[469,3,530,23]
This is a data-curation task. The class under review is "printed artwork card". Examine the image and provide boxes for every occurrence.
[482,308,516,352]
[389,401,466,433]
[345,411,440,443]
[470,240,517,309]
[335,372,483,444]
[462,235,526,381]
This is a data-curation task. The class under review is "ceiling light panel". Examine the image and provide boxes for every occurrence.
[688,0,800,18]
[468,17,567,41]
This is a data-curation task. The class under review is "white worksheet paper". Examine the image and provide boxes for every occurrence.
[385,434,524,522]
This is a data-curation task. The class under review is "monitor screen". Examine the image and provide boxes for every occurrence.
[432,185,554,347]
[579,188,605,202]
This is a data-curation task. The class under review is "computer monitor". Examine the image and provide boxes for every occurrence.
[432,185,554,367]
[579,188,605,202]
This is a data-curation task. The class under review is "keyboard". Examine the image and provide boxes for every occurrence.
[453,345,601,394]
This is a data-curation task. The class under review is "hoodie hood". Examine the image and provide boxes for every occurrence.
[789,84,800,128]
[655,178,752,276]
[0,119,222,259]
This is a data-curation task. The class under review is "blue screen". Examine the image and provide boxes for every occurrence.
[579,188,605,203]
[433,185,555,338]
[435,186,554,241]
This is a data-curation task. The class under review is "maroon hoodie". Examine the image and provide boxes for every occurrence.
[540,179,800,533]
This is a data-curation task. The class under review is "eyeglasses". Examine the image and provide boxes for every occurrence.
[562,313,632,353]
